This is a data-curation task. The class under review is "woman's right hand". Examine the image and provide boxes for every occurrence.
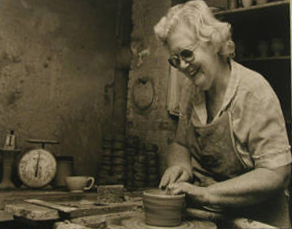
[159,165,192,189]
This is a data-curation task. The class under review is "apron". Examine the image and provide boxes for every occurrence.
[186,110,291,228]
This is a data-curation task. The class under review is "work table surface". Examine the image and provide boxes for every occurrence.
[1,187,215,229]
[0,188,275,229]
[0,186,141,221]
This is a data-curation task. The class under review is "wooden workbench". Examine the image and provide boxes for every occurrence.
[1,186,217,229]
[1,186,144,228]
[0,189,93,223]
[1,187,277,229]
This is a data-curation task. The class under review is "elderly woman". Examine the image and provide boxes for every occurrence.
[154,0,291,228]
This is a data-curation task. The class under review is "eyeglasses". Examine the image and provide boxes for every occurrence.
[168,43,201,69]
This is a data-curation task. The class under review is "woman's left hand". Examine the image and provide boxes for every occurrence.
[168,182,209,205]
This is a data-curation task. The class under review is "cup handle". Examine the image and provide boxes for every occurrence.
[84,177,95,190]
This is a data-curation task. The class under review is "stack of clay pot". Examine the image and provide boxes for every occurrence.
[98,135,113,185]
[125,135,139,189]
[112,134,126,184]
[131,142,160,190]
[145,143,159,187]
[133,142,148,189]
[99,135,160,188]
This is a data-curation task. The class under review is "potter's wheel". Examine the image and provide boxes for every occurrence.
[107,214,217,229]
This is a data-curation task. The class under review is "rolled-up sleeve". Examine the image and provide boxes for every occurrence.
[247,93,291,169]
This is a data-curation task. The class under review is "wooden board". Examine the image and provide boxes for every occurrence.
[5,199,143,221]
[0,190,103,209]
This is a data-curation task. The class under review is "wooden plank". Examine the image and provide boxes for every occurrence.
[0,190,101,209]
[5,202,59,220]
[6,200,142,221]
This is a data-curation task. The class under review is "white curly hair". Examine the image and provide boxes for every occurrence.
[153,0,235,60]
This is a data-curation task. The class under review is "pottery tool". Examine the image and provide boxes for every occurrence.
[25,199,78,213]
[18,139,59,188]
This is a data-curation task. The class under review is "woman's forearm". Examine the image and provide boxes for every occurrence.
[168,142,193,175]
[204,165,291,207]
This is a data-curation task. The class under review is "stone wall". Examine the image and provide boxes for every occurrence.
[0,0,122,176]
[127,0,177,173]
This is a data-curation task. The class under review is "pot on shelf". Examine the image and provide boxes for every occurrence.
[271,38,284,56]
[242,0,253,7]
[257,40,269,57]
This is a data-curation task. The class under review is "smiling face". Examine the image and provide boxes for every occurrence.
[167,22,219,91]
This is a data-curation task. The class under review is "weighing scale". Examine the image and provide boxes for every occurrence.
[18,139,59,188]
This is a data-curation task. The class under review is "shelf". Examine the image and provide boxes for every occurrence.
[238,55,290,62]
[214,0,290,16]
[214,0,290,46]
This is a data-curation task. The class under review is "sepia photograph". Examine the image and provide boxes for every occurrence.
[0,0,290,228]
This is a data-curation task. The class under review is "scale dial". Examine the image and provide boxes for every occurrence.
[18,149,57,188]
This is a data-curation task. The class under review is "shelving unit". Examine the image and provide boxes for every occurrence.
[215,0,291,139]
[214,0,289,15]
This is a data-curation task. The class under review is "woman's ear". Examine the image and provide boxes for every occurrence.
[220,40,235,59]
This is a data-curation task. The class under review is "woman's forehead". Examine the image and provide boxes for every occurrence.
[167,24,198,52]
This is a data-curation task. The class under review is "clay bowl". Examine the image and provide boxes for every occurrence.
[143,188,186,227]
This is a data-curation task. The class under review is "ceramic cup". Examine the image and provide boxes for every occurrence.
[65,176,95,193]
[242,0,253,7]
[143,189,186,227]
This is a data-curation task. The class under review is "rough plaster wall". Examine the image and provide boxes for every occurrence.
[127,0,176,173]
[0,0,119,176]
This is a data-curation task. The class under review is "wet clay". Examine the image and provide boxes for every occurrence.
[143,189,186,227]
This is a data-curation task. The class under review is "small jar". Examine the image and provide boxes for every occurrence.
[228,0,238,9]
[257,40,269,57]
[55,156,74,187]
[271,38,284,56]
[242,0,253,7]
